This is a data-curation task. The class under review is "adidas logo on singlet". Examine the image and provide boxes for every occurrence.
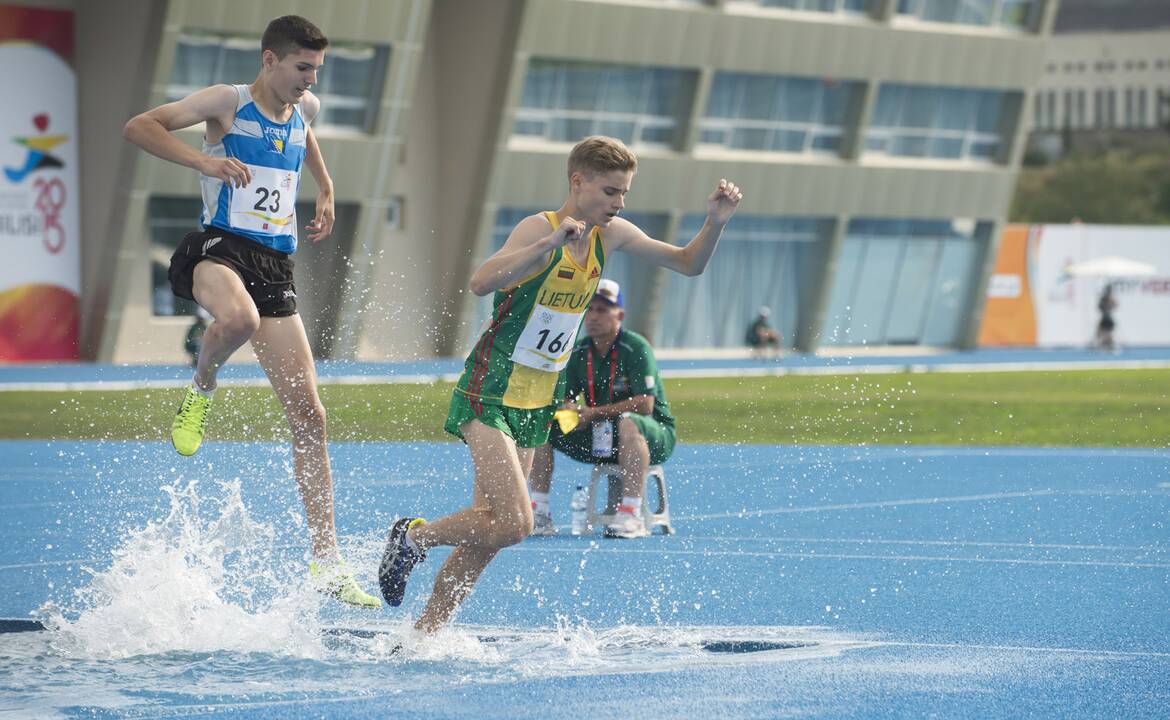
[202,237,222,255]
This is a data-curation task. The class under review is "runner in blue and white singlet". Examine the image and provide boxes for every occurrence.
[200,84,313,254]
[124,15,380,609]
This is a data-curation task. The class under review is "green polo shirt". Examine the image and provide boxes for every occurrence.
[564,328,675,428]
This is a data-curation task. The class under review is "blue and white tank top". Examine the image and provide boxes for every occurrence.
[200,84,309,254]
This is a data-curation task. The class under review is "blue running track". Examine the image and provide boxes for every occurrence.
[0,439,1166,718]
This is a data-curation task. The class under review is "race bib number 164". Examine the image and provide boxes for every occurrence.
[510,304,583,372]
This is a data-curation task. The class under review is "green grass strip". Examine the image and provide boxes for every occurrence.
[0,370,1166,447]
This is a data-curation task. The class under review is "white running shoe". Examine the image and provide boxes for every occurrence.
[532,510,557,536]
[604,510,649,539]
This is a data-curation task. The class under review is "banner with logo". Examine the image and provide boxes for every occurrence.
[0,5,79,361]
[979,224,1170,347]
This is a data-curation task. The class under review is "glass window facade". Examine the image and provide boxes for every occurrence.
[167,33,390,132]
[699,72,860,155]
[822,218,987,346]
[896,0,1037,30]
[513,60,693,147]
[656,215,828,348]
[866,84,1012,162]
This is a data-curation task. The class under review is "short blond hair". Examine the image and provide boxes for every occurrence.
[567,136,638,179]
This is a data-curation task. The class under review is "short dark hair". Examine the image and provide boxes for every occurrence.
[261,15,328,58]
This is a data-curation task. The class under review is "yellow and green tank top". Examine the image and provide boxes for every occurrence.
[455,211,606,410]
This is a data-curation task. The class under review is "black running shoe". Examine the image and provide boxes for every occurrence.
[378,517,427,607]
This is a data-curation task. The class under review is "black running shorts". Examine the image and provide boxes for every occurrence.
[168,227,297,317]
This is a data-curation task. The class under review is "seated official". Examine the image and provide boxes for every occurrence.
[746,305,781,353]
[528,279,676,539]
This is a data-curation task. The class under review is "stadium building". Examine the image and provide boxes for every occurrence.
[12,0,1057,363]
[1029,0,1170,157]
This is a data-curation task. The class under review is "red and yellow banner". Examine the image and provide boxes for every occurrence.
[0,4,79,361]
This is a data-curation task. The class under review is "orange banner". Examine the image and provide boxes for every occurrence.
[977,225,1037,346]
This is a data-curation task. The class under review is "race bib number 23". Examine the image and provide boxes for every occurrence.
[229,164,298,236]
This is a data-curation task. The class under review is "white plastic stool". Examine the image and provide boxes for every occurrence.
[586,463,673,535]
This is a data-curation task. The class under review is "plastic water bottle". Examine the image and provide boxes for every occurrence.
[570,485,588,536]
[591,420,614,458]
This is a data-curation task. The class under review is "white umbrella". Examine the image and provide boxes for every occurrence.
[1064,255,1157,278]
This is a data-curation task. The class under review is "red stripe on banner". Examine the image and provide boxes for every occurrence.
[0,6,74,61]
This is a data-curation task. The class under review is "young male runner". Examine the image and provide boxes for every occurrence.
[379,136,743,632]
[123,15,378,608]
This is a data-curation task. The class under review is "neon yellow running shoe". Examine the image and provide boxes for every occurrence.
[171,385,212,457]
[309,560,381,609]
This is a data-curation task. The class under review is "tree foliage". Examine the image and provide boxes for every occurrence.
[1011,149,1170,224]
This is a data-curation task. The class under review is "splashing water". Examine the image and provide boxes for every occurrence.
[38,479,326,660]
[5,475,877,717]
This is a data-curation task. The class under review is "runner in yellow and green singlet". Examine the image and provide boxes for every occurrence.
[378,136,744,633]
[446,211,605,438]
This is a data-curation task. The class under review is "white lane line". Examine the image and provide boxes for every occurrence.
[0,494,190,510]
[514,545,1170,569]
[681,535,1164,553]
[658,359,1170,379]
[0,559,99,571]
[0,373,462,393]
[0,378,274,392]
[683,489,1059,520]
[4,536,1163,574]
[880,640,1170,659]
[9,543,1162,573]
[1066,489,1170,498]
[5,535,1159,574]
[5,358,1170,392]
[0,544,306,572]
[675,448,1170,475]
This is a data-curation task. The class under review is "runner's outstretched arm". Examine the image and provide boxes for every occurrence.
[606,178,743,276]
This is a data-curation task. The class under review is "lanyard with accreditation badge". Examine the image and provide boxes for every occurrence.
[585,331,620,456]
